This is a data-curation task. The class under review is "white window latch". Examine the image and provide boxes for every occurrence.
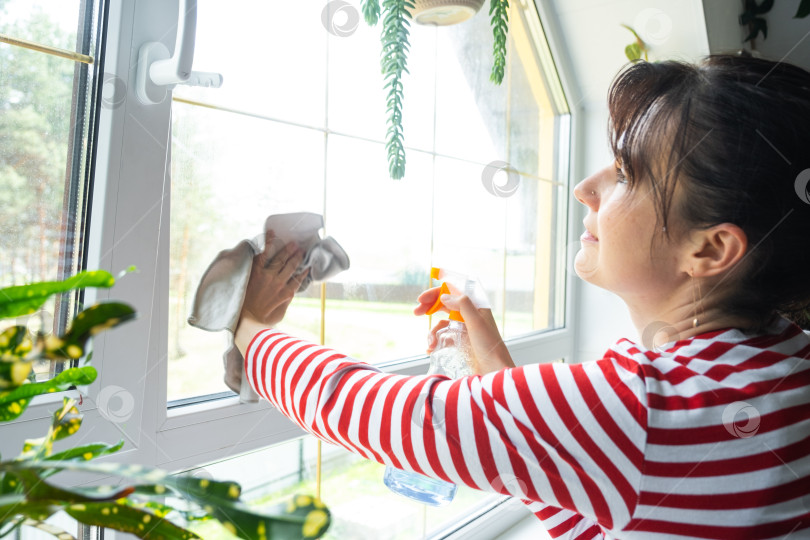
[135,0,222,105]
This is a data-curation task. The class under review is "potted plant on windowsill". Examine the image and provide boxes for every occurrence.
[0,271,331,540]
[360,0,510,179]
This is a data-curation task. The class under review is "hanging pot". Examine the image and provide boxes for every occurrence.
[409,0,486,26]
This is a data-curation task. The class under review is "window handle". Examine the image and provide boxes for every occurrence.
[135,0,223,105]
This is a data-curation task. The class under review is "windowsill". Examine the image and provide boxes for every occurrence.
[494,513,552,539]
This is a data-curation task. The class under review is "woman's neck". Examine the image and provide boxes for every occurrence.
[625,290,754,349]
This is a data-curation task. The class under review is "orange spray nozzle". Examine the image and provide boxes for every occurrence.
[426,283,451,315]
[425,282,465,322]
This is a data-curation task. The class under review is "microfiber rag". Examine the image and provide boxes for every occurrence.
[188,212,349,402]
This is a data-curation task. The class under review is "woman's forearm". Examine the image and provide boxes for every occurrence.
[234,316,267,357]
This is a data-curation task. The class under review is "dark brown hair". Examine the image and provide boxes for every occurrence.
[607,54,810,330]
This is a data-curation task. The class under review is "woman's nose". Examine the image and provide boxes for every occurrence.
[573,176,598,209]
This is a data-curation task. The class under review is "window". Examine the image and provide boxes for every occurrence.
[168,0,570,401]
[0,0,105,380]
[1,0,573,538]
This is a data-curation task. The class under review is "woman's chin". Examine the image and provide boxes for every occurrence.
[573,251,598,282]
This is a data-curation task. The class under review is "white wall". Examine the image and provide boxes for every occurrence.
[552,0,810,363]
[539,0,711,363]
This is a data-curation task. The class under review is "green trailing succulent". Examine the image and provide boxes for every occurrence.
[489,0,509,84]
[361,0,509,179]
[0,271,330,539]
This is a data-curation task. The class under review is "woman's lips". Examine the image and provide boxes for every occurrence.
[580,230,598,243]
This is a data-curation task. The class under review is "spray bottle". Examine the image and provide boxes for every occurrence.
[383,268,482,506]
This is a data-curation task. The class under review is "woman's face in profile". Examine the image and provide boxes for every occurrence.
[572,162,685,304]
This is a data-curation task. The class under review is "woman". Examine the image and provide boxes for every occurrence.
[234,55,810,539]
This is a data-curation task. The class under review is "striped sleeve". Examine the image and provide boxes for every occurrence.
[245,330,649,532]
[522,500,607,539]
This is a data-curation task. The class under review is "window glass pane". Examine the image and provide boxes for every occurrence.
[175,0,327,129]
[0,4,78,286]
[168,1,566,396]
[0,0,101,380]
[0,1,82,51]
[327,15,437,152]
[169,102,325,401]
[323,137,433,362]
[434,11,507,163]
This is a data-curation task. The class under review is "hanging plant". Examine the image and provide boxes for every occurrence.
[361,0,510,179]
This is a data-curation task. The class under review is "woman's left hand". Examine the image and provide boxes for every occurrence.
[237,229,309,331]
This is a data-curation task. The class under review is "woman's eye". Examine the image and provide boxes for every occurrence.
[615,166,627,184]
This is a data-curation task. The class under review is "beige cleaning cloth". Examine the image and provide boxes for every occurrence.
[188,212,349,402]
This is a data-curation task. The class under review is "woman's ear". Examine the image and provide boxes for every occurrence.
[685,223,748,278]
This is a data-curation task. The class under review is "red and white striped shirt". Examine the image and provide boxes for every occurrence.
[244,318,810,539]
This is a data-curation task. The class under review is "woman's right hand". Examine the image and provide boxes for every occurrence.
[415,287,515,375]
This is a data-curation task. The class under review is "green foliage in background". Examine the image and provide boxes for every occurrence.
[621,24,648,63]
[0,6,74,287]
[0,271,330,539]
[739,0,809,43]
[360,0,509,180]
[797,0,810,18]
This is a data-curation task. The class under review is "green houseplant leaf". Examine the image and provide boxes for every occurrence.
[1,273,332,539]
[43,302,136,361]
[379,0,413,180]
[361,0,380,25]
[796,0,810,18]
[0,270,116,319]
[621,24,648,62]
[0,367,97,421]
[65,502,200,540]
[489,0,509,84]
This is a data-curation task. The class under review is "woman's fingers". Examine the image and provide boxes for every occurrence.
[240,230,308,328]
[264,240,300,276]
[437,293,514,373]
[263,229,277,262]
[427,319,450,353]
[414,286,448,315]
[279,245,303,278]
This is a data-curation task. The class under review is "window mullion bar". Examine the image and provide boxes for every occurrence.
[0,32,94,64]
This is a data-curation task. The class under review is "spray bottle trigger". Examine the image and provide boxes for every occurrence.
[426,283,452,315]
